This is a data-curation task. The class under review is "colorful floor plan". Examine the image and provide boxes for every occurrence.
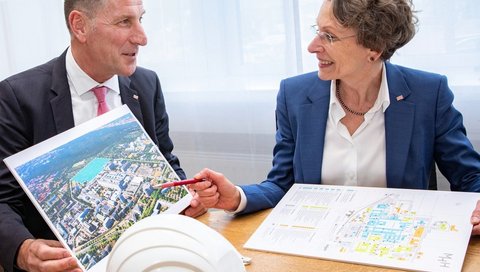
[245,184,477,272]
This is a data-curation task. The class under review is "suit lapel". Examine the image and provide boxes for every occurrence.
[49,50,144,132]
[384,63,415,188]
[298,80,330,182]
[119,76,144,125]
[50,50,75,134]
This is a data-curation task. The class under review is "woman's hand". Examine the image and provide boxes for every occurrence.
[184,168,241,217]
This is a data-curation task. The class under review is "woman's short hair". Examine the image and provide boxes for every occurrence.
[331,0,418,60]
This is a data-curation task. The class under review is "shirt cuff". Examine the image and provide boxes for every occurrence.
[224,186,247,214]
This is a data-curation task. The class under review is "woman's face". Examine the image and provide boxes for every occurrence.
[307,0,374,82]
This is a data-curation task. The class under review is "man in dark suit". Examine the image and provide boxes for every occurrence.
[0,0,186,271]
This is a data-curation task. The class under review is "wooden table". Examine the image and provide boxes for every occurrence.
[197,209,480,272]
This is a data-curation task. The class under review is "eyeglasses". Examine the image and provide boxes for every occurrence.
[311,25,356,45]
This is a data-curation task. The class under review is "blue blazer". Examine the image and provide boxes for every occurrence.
[0,49,186,271]
[241,62,480,214]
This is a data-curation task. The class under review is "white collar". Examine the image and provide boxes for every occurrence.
[65,47,120,95]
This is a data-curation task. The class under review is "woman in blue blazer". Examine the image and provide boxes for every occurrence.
[185,0,480,234]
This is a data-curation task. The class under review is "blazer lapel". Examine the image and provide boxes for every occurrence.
[298,80,330,182]
[50,50,75,134]
[384,63,415,188]
[119,76,144,125]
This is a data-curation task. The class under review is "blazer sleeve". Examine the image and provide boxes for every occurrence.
[240,79,296,214]
[0,79,36,272]
[433,76,480,191]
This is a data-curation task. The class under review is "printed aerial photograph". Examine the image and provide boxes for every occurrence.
[15,112,188,269]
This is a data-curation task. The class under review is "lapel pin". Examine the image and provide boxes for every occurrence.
[133,94,139,100]
[396,95,404,101]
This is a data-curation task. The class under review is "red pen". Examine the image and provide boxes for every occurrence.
[158,178,204,189]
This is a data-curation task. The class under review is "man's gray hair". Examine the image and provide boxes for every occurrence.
[64,0,108,32]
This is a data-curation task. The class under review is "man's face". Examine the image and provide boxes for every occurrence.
[83,0,147,82]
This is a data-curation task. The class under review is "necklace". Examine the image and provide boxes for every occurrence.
[335,80,368,116]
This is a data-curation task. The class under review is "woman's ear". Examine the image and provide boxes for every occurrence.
[368,49,382,62]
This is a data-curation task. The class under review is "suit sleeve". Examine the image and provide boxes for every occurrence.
[151,74,186,180]
[0,79,36,272]
[240,79,296,214]
[433,76,480,191]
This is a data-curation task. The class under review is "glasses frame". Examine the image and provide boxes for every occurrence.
[311,25,356,45]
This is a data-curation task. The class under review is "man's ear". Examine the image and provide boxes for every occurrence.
[69,10,89,43]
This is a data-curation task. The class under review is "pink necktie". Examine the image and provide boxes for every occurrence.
[92,86,110,116]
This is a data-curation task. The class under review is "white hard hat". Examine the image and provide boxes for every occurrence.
[106,214,246,272]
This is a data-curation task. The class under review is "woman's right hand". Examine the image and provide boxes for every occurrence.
[186,168,241,213]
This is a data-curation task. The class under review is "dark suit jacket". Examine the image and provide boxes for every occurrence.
[0,50,186,271]
[241,62,480,214]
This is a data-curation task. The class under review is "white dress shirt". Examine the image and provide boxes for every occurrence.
[65,47,122,126]
[233,63,391,213]
[322,63,390,187]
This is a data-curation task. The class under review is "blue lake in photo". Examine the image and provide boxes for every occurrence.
[72,158,109,184]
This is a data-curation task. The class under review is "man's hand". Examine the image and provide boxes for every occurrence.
[471,200,480,235]
[183,188,208,218]
[17,239,82,272]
